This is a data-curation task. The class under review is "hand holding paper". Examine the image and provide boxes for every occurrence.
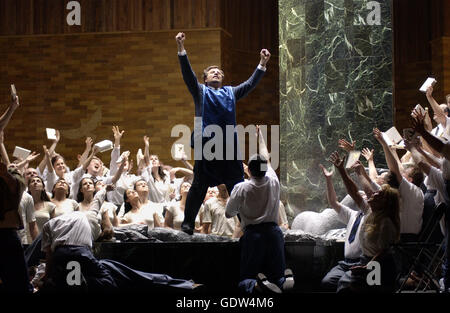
[94,140,113,153]
[420,78,437,93]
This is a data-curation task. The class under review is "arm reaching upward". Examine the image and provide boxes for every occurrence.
[319,164,341,213]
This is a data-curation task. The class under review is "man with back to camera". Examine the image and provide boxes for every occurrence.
[175,32,271,235]
[225,126,294,294]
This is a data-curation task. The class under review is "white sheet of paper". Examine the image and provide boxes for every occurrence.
[414,104,426,115]
[13,146,31,160]
[10,84,16,96]
[117,151,130,164]
[419,77,437,93]
[345,150,361,169]
[382,126,403,146]
[173,144,185,160]
[94,140,113,153]
[46,128,57,140]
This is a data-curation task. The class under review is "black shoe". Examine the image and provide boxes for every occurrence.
[181,225,194,235]
[255,273,282,294]
[282,268,295,291]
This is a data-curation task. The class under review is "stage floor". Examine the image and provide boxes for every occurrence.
[93,240,344,292]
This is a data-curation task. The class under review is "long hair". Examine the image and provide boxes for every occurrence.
[364,184,401,243]
[27,176,50,202]
[76,177,96,203]
[150,155,167,182]
[123,189,133,215]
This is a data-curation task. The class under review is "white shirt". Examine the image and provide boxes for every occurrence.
[337,204,365,259]
[398,177,424,234]
[225,167,280,229]
[41,211,93,252]
[122,203,161,228]
[18,192,35,244]
[203,197,238,237]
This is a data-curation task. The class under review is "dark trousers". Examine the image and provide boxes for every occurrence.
[182,159,242,232]
[0,229,33,293]
[48,245,194,292]
[238,222,286,293]
[24,232,44,267]
[337,252,398,293]
[321,259,361,292]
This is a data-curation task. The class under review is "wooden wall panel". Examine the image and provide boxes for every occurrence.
[0,30,223,170]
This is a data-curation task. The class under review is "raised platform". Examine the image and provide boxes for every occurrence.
[93,240,344,292]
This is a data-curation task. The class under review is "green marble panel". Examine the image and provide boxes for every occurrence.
[279,0,393,216]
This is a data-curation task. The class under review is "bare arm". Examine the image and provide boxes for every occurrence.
[426,86,447,126]
[0,131,10,165]
[329,151,365,210]
[373,128,403,184]
[412,108,447,157]
[319,164,341,213]
[77,137,93,168]
[361,148,378,182]
[352,161,375,199]
[0,95,19,132]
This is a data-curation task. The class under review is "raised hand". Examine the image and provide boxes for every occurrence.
[54,130,61,143]
[260,49,271,67]
[143,135,150,147]
[373,128,385,145]
[350,160,365,176]
[112,126,124,146]
[319,163,333,178]
[175,32,185,51]
[411,109,426,134]
[328,151,345,170]
[338,139,356,152]
[26,151,40,163]
[85,137,93,150]
[361,148,374,161]
[43,145,51,159]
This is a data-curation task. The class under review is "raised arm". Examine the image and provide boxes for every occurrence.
[329,151,365,210]
[373,128,402,184]
[412,108,448,157]
[175,32,202,102]
[361,148,378,182]
[169,167,193,181]
[38,130,61,174]
[0,92,20,132]
[257,125,271,168]
[232,49,270,101]
[351,160,375,199]
[77,137,92,168]
[0,131,10,165]
[109,126,124,176]
[405,139,431,176]
[319,164,341,213]
[426,85,447,126]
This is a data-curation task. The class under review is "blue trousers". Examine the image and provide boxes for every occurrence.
[0,229,33,293]
[238,223,286,293]
[48,245,194,292]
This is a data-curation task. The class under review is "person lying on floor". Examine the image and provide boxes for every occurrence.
[39,209,199,292]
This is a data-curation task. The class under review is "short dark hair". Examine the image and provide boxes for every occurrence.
[407,165,425,188]
[202,66,224,84]
[385,171,400,189]
[248,154,268,178]
[123,189,132,215]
